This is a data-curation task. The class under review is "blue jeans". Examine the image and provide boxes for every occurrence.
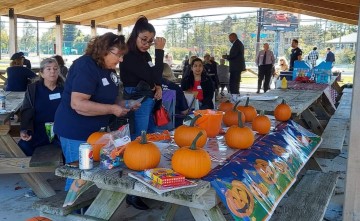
[59,136,85,191]
[124,87,156,140]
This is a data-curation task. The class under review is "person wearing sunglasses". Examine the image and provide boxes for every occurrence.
[119,15,166,211]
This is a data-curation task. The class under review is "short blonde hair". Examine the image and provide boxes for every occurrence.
[162,63,176,82]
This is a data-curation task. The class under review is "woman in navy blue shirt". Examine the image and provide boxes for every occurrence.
[5,53,36,91]
[54,33,132,190]
[19,58,64,156]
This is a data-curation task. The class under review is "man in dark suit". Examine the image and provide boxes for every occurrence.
[223,33,246,101]
[325,48,335,66]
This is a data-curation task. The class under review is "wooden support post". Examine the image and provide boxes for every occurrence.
[8,8,17,56]
[55,15,63,56]
[91,20,96,37]
[343,8,360,220]
[117,24,122,35]
[301,108,324,135]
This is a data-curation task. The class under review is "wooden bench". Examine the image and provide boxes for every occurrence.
[315,88,352,159]
[270,170,339,221]
[30,144,63,167]
[33,186,101,221]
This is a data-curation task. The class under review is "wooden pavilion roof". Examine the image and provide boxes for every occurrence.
[0,0,358,28]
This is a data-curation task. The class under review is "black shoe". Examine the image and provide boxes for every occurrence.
[256,90,260,94]
[126,195,149,210]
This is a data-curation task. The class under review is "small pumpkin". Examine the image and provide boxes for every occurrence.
[223,100,245,127]
[124,131,161,171]
[174,115,207,148]
[274,99,292,121]
[172,131,211,179]
[237,97,257,122]
[225,111,255,149]
[218,100,234,112]
[87,131,108,161]
[252,110,271,135]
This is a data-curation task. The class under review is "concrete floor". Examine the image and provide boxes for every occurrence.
[0,83,348,221]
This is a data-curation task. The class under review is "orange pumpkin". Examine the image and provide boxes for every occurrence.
[87,131,108,161]
[193,109,224,138]
[174,115,207,148]
[26,217,52,221]
[218,100,234,112]
[252,110,271,135]
[223,100,245,127]
[225,111,255,149]
[237,97,257,122]
[124,131,161,171]
[172,131,211,179]
[274,99,292,121]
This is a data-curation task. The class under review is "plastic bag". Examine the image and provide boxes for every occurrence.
[99,124,131,169]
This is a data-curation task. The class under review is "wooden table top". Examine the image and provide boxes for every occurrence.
[247,89,324,116]
[0,91,25,124]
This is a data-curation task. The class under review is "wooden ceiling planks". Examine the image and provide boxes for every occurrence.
[0,0,358,28]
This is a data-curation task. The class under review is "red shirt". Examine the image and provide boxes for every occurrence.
[191,80,203,101]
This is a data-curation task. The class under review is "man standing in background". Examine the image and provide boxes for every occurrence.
[255,43,275,93]
[307,47,319,68]
[325,48,335,66]
[289,39,302,71]
[222,33,246,102]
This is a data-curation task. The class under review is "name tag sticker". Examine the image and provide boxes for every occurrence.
[49,93,61,100]
[102,78,109,86]
[197,85,202,90]
[148,61,155,67]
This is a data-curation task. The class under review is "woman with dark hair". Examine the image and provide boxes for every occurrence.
[5,53,36,91]
[181,57,215,109]
[120,16,166,139]
[52,55,68,79]
[19,58,64,156]
[54,32,132,190]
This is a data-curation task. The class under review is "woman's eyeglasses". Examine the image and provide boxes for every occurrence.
[109,50,123,59]
[138,36,154,46]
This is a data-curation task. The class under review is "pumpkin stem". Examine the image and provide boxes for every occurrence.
[190,114,202,127]
[259,110,265,116]
[190,131,203,150]
[237,110,244,128]
[140,130,148,144]
[233,100,242,111]
[282,99,286,104]
[245,97,250,107]
[99,127,106,132]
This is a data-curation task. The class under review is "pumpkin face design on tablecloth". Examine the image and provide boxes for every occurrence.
[225,180,254,218]
[254,159,278,184]
[296,135,312,146]
[272,144,287,157]
[249,181,269,202]
[273,161,289,174]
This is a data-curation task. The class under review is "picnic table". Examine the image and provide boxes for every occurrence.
[51,119,326,221]
[0,91,56,198]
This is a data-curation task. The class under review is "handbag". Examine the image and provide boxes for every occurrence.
[153,99,170,127]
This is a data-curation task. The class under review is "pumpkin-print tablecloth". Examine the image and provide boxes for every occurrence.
[202,120,322,221]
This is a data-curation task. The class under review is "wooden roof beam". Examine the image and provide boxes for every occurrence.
[43,0,148,21]
[0,0,58,16]
[97,0,358,27]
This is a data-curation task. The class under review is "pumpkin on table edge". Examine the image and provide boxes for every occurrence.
[172,131,211,179]
[218,100,235,112]
[124,131,161,171]
[87,131,108,162]
[274,99,292,121]
[237,97,257,122]
[252,110,271,135]
[225,111,255,149]
[223,100,245,127]
[174,114,207,148]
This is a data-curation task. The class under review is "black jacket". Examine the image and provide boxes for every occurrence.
[20,81,39,132]
[181,73,214,110]
[226,39,246,72]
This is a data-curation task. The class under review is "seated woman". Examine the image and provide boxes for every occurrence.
[181,57,214,110]
[53,55,68,79]
[5,53,36,91]
[161,63,189,128]
[19,58,64,156]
